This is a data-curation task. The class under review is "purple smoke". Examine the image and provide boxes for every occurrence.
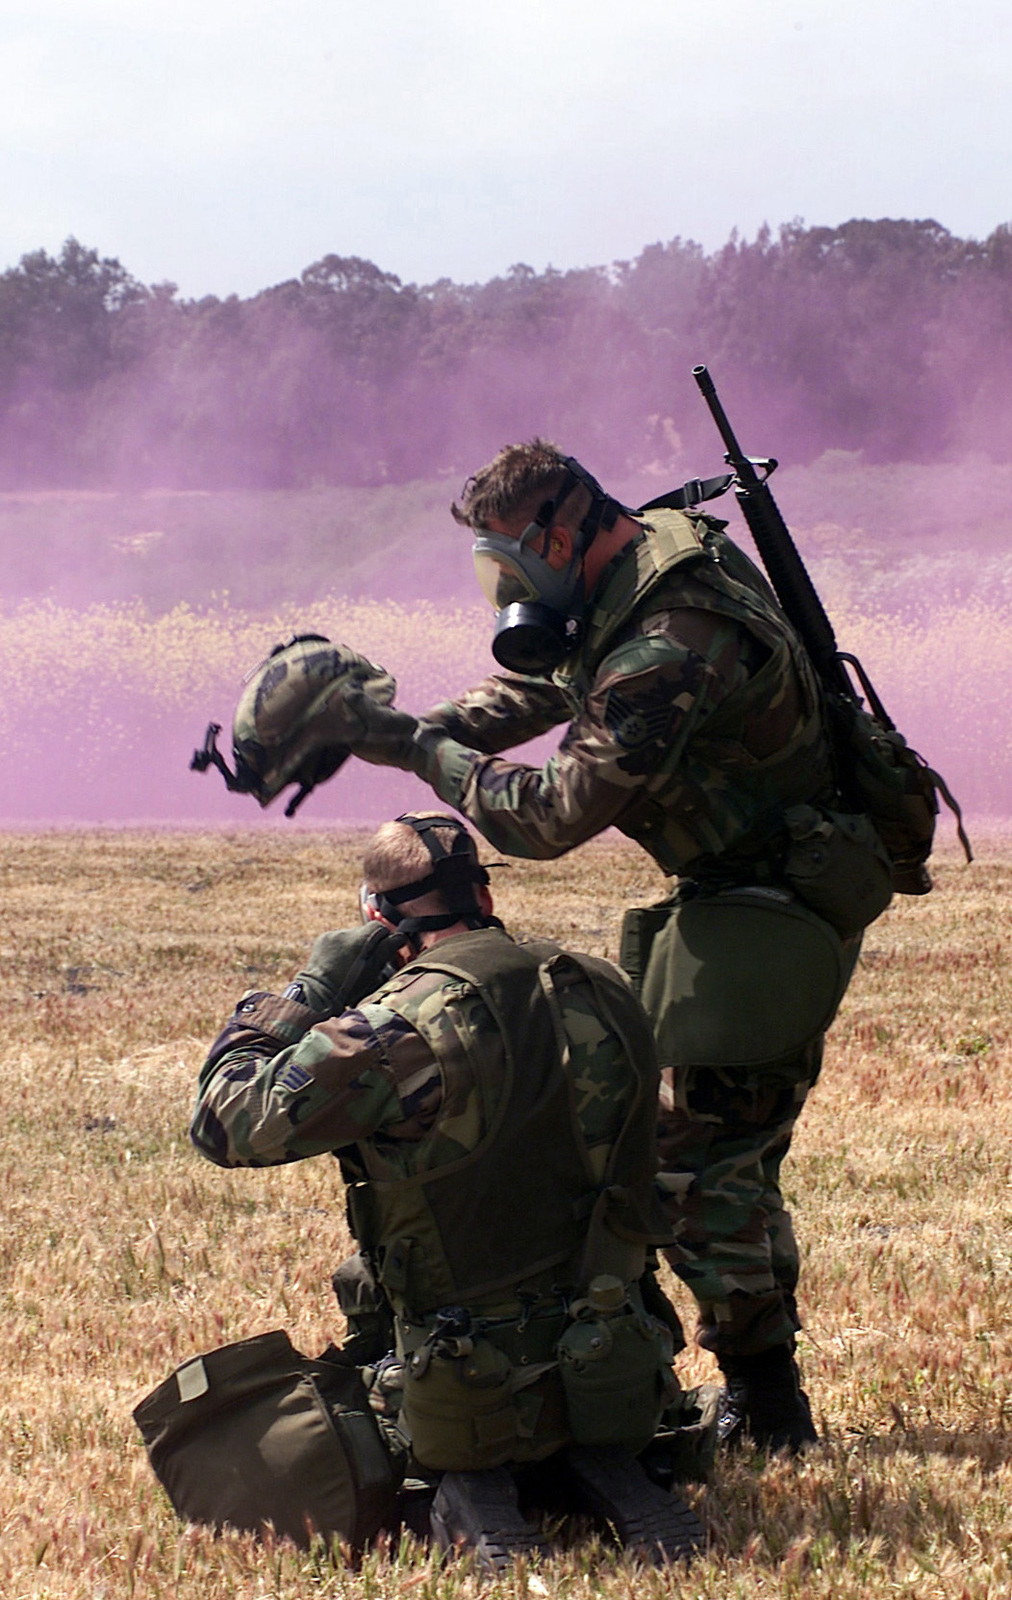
[0,219,1008,826]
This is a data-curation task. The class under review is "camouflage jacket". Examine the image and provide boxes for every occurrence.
[420,509,836,881]
[191,929,635,1188]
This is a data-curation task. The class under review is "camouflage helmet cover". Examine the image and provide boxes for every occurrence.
[192,634,396,816]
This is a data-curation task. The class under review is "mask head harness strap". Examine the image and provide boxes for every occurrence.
[520,455,630,568]
[364,813,502,952]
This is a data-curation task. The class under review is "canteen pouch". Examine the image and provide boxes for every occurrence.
[632,888,857,1070]
[402,1334,567,1471]
[782,804,894,937]
[133,1330,400,1549]
[557,1295,674,1456]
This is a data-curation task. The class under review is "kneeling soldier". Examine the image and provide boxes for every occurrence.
[191,813,705,1572]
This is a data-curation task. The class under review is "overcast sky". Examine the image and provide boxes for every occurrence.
[3,0,1010,298]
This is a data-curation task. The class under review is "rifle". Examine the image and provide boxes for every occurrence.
[691,365,889,714]
[691,364,971,887]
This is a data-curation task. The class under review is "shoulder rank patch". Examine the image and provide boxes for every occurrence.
[276,1059,313,1093]
[604,686,672,750]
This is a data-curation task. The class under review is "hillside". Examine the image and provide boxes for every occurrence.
[3,456,1012,614]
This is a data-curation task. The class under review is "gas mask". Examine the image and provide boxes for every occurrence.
[471,457,632,674]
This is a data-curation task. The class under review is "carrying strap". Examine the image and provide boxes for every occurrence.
[929,766,973,864]
[638,473,735,514]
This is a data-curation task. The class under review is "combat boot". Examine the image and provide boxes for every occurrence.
[562,1446,706,1564]
[715,1344,817,1454]
[429,1468,550,1575]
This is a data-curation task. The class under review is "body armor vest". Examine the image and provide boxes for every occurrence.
[555,509,835,880]
[344,928,668,1322]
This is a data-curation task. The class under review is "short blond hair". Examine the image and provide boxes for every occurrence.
[362,813,477,916]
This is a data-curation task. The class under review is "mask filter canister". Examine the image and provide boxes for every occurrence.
[491,601,573,673]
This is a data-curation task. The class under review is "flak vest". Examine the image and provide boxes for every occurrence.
[553,508,836,881]
[343,928,670,1325]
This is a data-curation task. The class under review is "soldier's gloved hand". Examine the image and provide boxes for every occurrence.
[342,692,444,773]
[288,923,406,1015]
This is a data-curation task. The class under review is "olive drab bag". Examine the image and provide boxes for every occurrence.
[826,687,970,896]
[621,886,861,1072]
[133,1331,401,1549]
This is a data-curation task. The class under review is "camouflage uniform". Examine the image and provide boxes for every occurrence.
[192,936,637,1188]
[413,509,852,1358]
[192,925,673,1467]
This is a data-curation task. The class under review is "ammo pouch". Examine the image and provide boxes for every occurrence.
[133,1330,401,1550]
[556,1280,675,1456]
[782,804,894,937]
[621,887,858,1070]
[402,1329,568,1473]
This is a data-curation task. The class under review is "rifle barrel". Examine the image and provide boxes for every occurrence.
[693,365,751,475]
[692,365,853,701]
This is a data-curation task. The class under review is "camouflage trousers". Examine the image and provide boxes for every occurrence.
[655,1038,824,1358]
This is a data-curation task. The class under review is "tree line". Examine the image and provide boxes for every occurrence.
[1,219,1010,489]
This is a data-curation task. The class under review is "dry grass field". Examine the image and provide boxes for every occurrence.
[2,827,1010,1599]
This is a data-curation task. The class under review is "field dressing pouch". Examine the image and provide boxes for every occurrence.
[331,1250,394,1366]
[556,1275,677,1455]
[616,903,675,997]
[621,887,858,1070]
[133,1331,401,1550]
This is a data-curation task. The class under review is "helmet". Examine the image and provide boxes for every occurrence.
[191,634,396,817]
